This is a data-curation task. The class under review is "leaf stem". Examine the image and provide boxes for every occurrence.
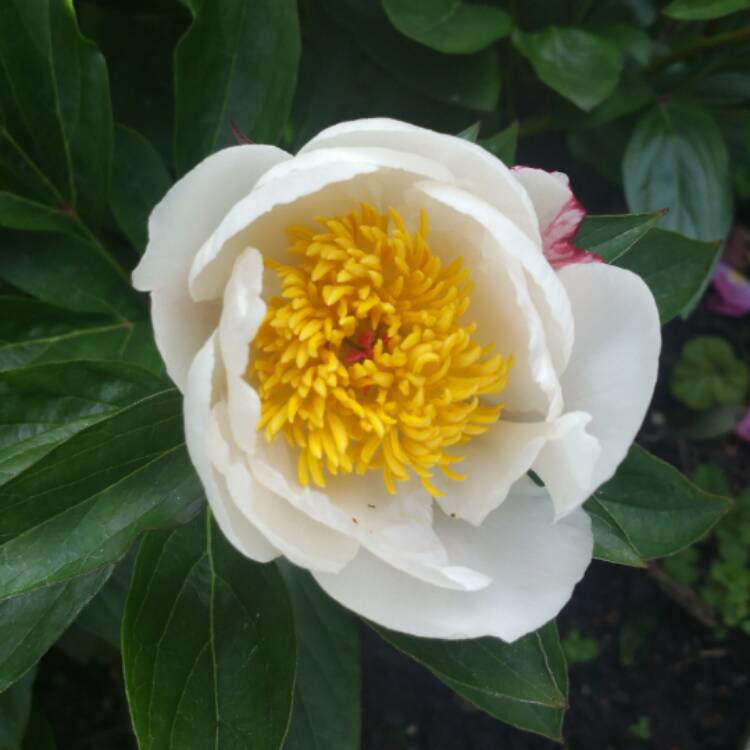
[649,26,750,73]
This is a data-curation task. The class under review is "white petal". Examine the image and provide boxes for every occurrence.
[436,412,600,525]
[512,167,572,236]
[133,144,290,389]
[300,118,541,246]
[558,263,661,489]
[183,334,278,563]
[409,180,571,415]
[218,247,266,456]
[249,439,489,592]
[208,403,359,574]
[188,146,455,302]
[315,487,593,641]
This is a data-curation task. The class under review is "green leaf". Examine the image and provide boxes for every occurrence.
[614,227,721,322]
[513,27,623,111]
[457,121,481,142]
[279,566,361,750]
[623,100,733,241]
[383,0,512,54]
[370,621,568,740]
[0,670,34,749]
[110,126,171,254]
[0,231,142,319]
[0,361,167,484]
[574,211,664,263]
[670,336,750,411]
[0,568,111,693]
[0,383,204,600]
[0,0,113,222]
[123,509,296,750]
[174,0,300,173]
[320,0,501,112]
[585,445,731,561]
[587,498,646,567]
[480,122,519,165]
[0,297,162,374]
[21,704,57,750]
[663,0,750,20]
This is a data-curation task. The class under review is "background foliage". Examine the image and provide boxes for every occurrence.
[0,0,748,747]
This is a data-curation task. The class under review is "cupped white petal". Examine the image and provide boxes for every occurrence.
[314,484,593,641]
[436,412,600,525]
[208,403,359,574]
[188,146,455,302]
[558,263,661,490]
[133,144,290,389]
[299,118,541,247]
[512,167,573,237]
[249,440,490,592]
[183,333,278,563]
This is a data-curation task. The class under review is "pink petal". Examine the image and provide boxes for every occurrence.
[734,406,750,443]
[708,262,750,317]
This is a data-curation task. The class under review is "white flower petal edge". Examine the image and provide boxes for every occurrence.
[300,117,542,247]
[314,481,593,641]
[133,144,290,389]
[558,263,661,490]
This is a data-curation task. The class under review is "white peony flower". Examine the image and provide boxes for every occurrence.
[133,118,660,642]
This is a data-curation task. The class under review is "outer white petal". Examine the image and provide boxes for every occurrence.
[188,146,455,302]
[512,167,572,235]
[436,412,600,525]
[208,403,359,574]
[133,145,290,389]
[183,333,278,563]
[314,485,593,642]
[299,118,541,246]
[558,263,661,490]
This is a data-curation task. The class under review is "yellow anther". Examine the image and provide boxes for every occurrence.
[248,203,512,497]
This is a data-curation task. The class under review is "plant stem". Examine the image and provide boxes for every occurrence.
[649,26,750,73]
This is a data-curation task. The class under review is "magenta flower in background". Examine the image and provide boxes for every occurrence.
[708,226,750,317]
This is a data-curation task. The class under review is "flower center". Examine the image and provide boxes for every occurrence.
[248,204,513,498]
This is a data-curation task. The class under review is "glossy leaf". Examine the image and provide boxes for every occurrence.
[111,126,171,254]
[0,568,111,693]
[614,227,721,322]
[371,621,568,740]
[383,0,512,54]
[0,0,113,222]
[514,27,623,111]
[663,0,750,19]
[0,386,204,600]
[0,297,162,374]
[279,566,361,750]
[481,122,519,165]
[123,509,296,750]
[174,0,300,173]
[574,211,664,263]
[623,101,733,241]
[585,445,731,562]
[0,670,34,748]
[321,0,501,112]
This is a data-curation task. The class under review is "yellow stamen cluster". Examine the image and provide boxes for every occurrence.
[248,204,512,498]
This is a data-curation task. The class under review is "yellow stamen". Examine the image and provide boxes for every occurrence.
[248,204,513,498]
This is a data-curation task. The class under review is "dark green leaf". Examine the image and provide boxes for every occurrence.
[279,566,360,750]
[480,122,518,165]
[585,445,731,561]
[670,335,749,411]
[0,670,34,749]
[0,231,141,319]
[21,704,57,750]
[457,122,481,142]
[0,386,203,600]
[383,0,512,54]
[574,211,664,263]
[614,227,721,322]
[123,509,296,750]
[513,27,623,111]
[0,297,162,374]
[370,621,568,740]
[0,568,111,693]
[320,0,500,112]
[111,126,171,254]
[0,194,82,236]
[663,0,750,19]
[623,100,733,241]
[0,0,113,221]
[174,0,300,173]
[587,499,646,568]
